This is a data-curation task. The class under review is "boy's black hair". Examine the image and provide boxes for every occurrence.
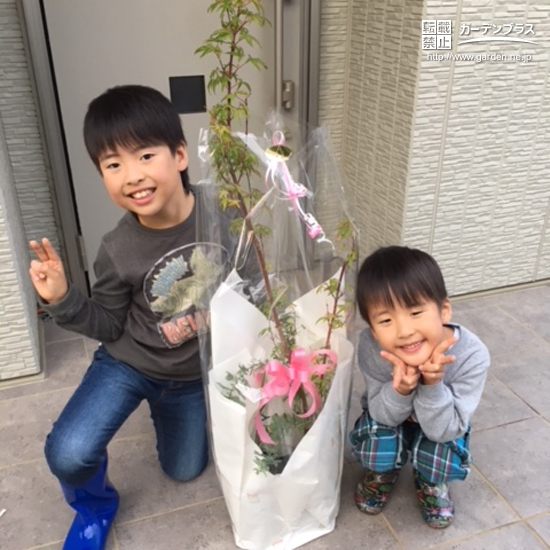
[83,84,190,192]
[356,246,448,325]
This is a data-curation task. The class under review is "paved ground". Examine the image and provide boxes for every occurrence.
[1,284,550,549]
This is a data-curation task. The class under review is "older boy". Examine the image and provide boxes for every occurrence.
[350,246,489,529]
[29,85,226,549]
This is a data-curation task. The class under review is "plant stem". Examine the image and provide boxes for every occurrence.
[230,173,290,362]
[200,0,290,363]
[323,263,347,350]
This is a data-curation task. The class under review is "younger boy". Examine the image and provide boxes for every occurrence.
[350,246,489,529]
[29,85,225,549]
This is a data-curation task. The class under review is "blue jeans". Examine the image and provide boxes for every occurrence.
[45,345,208,487]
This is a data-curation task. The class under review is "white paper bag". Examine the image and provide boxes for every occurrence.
[207,273,354,550]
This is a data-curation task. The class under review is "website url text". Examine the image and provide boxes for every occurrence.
[426,52,532,63]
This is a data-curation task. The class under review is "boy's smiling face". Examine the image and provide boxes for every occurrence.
[98,142,191,229]
[368,297,453,367]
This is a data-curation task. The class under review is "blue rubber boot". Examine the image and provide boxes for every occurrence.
[60,455,119,550]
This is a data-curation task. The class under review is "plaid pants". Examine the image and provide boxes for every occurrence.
[350,409,472,484]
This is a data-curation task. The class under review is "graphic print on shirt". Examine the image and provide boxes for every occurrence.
[143,243,228,348]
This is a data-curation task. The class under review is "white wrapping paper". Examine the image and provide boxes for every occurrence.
[208,269,354,550]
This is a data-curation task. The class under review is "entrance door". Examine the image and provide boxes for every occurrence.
[38,0,314,288]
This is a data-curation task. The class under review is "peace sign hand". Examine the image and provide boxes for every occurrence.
[380,350,420,396]
[29,238,68,304]
[418,337,457,386]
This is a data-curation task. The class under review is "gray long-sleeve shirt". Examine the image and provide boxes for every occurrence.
[42,192,230,381]
[358,323,490,442]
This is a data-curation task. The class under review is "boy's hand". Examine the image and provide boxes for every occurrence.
[29,238,68,304]
[418,337,457,386]
[380,351,420,396]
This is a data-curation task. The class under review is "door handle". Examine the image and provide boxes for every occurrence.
[282,80,295,110]
[275,0,295,112]
[275,0,295,113]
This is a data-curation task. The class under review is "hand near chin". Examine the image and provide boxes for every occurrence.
[380,350,420,396]
[418,337,457,386]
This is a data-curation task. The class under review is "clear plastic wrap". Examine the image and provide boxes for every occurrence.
[195,113,358,550]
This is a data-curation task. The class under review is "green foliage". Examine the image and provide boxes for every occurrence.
[196,0,268,127]
[258,289,297,363]
[197,0,292,358]
[219,360,264,406]
[312,368,336,403]
[218,353,337,475]
[195,0,269,218]
[316,219,357,348]
[198,0,358,476]
[253,447,284,475]
[336,219,358,266]
[254,413,312,475]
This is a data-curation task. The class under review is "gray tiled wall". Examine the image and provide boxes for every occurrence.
[406,0,550,295]
[0,0,58,246]
[318,0,349,164]
[0,114,40,379]
[320,0,550,296]
[323,0,424,255]
[0,0,57,379]
[313,0,351,245]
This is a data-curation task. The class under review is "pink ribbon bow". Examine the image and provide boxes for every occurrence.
[254,348,338,445]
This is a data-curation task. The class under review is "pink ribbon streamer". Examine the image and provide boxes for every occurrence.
[264,132,329,242]
[254,348,338,445]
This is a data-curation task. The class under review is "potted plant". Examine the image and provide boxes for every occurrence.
[195,2,357,548]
